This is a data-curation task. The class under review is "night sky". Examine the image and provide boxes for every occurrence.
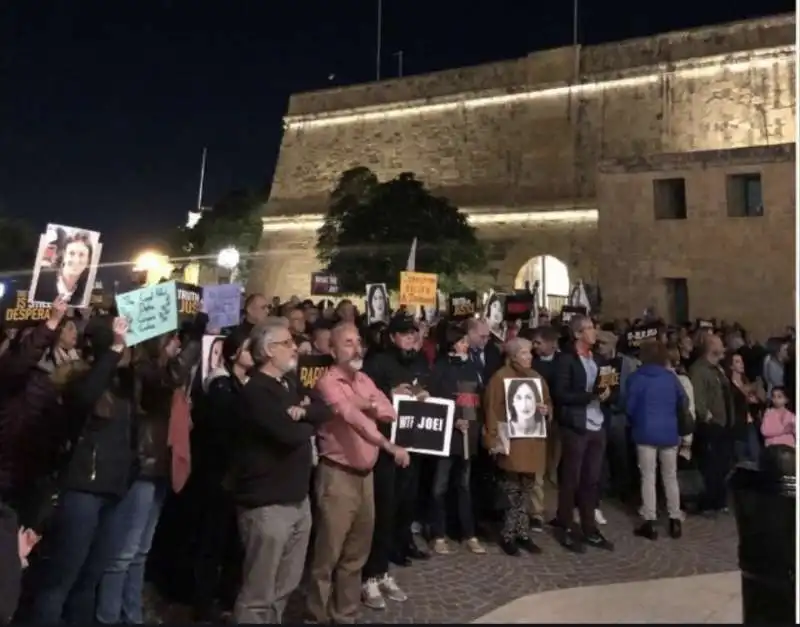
[0,0,793,274]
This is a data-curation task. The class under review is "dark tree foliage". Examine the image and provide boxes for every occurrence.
[170,189,265,279]
[316,168,485,293]
[0,217,38,274]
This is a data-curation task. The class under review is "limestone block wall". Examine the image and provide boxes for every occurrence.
[596,144,795,340]
[267,15,795,217]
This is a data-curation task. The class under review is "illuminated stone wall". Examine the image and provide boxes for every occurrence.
[251,14,796,300]
[597,143,795,339]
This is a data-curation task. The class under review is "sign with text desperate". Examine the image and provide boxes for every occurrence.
[448,291,478,319]
[399,271,437,307]
[176,282,202,321]
[2,290,51,327]
[297,353,334,389]
[390,395,454,457]
[115,281,179,346]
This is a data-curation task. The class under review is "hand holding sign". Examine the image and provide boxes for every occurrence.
[598,387,611,402]
[47,296,68,328]
[537,403,549,417]
[392,383,413,396]
[287,406,306,421]
[387,442,410,467]
[112,317,129,348]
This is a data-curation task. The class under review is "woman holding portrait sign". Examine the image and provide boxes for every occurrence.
[484,336,552,557]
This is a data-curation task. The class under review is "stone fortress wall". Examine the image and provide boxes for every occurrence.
[251,14,795,317]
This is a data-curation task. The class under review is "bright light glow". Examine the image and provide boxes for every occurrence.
[285,47,793,130]
[217,247,240,270]
[186,211,202,229]
[0,283,6,300]
[133,251,167,272]
[515,255,570,302]
[262,208,598,233]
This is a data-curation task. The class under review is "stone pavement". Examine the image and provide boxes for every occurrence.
[473,571,741,623]
[148,501,738,624]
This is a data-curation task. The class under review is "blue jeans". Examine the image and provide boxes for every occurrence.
[735,424,762,466]
[96,478,168,624]
[31,490,124,625]
[429,457,474,539]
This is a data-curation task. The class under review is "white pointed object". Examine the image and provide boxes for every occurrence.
[530,280,541,327]
[568,280,591,313]
[406,237,417,271]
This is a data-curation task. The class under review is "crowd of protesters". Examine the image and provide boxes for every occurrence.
[0,290,795,624]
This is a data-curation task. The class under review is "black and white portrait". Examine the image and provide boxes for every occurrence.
[29,224,103,308]
[365,283,389,323]
[483,290,505,339]
[503,377,546,439]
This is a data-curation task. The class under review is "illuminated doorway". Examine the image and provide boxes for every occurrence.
[514,255,570,311]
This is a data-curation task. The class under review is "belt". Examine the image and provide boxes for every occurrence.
[319,456,372,478]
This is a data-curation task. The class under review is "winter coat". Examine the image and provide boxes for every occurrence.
[625,364,686,447]
[428,355,482,458]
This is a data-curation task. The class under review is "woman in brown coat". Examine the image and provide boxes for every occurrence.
[484,336,552,556]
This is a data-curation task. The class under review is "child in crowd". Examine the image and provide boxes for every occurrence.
[761,386,796,448]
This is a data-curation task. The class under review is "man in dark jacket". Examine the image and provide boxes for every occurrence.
[231,317,330,624]
[465,318,503,385]
[552,315,617,553]
[361,313,431,607]
[532,325,561,489]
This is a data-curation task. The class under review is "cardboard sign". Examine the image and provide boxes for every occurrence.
[504,293,532,321]
[115,281,179,346]
[503,378,547,439]
[297,353,334,389]
[597,364,621,389]
[201,334,225,382]
[399,271,437,307]
[2,290,51,328]
[176,282,202,321]
[449,291,478,319]
[560,305,587,324]
[203,283,241,329]
[310,272,341,296]
[625,325,659,348]
[391,395,455,457]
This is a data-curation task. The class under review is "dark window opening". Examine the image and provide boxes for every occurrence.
[726,173,763,217]
[653,178,687,220]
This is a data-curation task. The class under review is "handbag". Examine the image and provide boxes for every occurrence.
[677,393,694,437]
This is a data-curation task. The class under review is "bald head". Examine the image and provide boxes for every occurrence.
[704,334,725,365]
[331,322,364,372]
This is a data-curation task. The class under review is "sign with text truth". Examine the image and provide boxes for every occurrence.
[176,282,202,321]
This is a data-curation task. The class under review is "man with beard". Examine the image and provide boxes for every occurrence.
[360,313,431,610]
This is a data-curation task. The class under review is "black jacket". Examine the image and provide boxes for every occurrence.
[553,349,618,434]
[363,347,431,438]
[0,501,21,624]
[429,355,482,458]
[231,371,330,509]
[60,349,136,498]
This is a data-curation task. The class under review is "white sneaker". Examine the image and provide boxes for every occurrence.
[595,508,607,525]
[378,573,408,602]
[361,578,386,610]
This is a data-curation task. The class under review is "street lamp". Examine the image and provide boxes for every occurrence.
[217,247,240,270]
[132,251,172,285]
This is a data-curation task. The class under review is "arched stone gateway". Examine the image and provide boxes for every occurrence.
[515,255,571,311]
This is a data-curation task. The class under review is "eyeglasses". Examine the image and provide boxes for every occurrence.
[269,338,296,349]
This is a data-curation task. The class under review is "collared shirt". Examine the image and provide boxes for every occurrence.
[578,352,604,431]
[315,365,396,472]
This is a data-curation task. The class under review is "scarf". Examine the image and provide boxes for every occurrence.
[168,372,194,493]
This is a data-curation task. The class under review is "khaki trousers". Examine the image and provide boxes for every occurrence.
[306,460,375,624]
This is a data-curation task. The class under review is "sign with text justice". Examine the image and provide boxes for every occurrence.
[390,395,454,457]
[115,281,179,346]
[176,282,202,321]
[399,271,437,307]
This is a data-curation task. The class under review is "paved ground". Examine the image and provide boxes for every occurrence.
[473,571,742,623]
[147,500,739,624]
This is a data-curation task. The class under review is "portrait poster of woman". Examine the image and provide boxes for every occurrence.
[503,377,547,439]
[201,335,225,383]
[28,224,103,308]
[483,289,506,341]
[365,283,389,324]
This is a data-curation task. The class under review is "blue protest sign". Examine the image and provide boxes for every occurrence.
[115,281,178,346]
[202,283,242,329]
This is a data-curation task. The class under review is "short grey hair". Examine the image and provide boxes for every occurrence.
[569,314,589,338]
[505,337,532,359]
[249,317,290,365]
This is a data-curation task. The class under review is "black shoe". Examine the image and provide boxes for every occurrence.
[548,516,565,529]
[669,518,683,539]
[499,538,520,556]
[557,529,585,554]
[517,536,543,554]
[584,531,614,551]
[405,543,430,560]
[389,551,412,567]
[634,521,658,541]
[529,516,544,533]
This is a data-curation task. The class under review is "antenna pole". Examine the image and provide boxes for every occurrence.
[376,0,383,80]
[197,147,207,210]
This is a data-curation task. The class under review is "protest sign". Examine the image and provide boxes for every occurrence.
[176,282,202,321]
[115,281,178,346]
[399,271,437,307]
[625,325,659,348]
[2,290,51,328]
[448,291,477,319]
[297,354,334,389]
[560,305,587,324]
[203,283,241,329]
[504,293,533,321]
[201,335,225,382]
[503,378,547,439]
[391,395,454,457]
[310,272,341,296]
